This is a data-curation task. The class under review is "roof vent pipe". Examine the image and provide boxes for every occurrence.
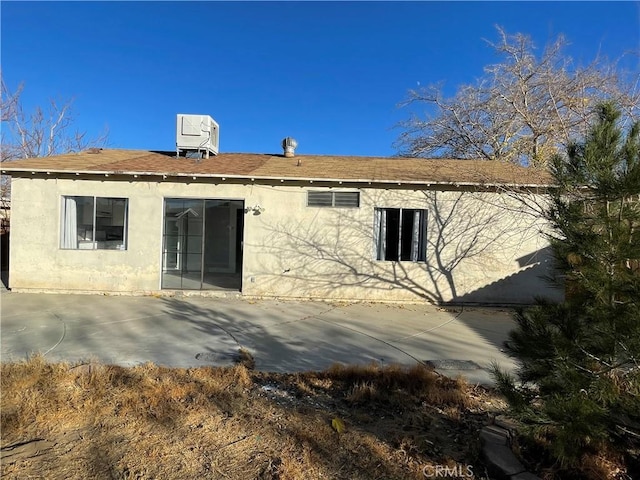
[282,137,298,158]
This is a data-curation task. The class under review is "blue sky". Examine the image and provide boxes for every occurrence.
[2,1,639,156]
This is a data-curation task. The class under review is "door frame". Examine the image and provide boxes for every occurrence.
[161,197,245,290]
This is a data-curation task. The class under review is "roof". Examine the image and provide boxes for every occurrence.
[0,149,553,187]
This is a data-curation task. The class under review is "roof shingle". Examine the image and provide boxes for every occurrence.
[1,149,553,186]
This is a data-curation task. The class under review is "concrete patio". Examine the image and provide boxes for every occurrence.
[0,291,519,385]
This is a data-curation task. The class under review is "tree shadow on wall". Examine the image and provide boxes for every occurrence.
[252,188,556,305]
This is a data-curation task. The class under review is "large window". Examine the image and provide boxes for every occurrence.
[307,191,360,208]
[374,208,427,262]
[61,196,128,250]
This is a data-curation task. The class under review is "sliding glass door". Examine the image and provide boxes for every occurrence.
[162,198,244,290]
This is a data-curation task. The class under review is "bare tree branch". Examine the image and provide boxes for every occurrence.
[1,75,108,162]
[396,26,640,167]
[0,74,109,201]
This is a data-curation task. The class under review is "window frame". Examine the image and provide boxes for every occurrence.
[374,207,427,263]
[60,195,129,251]
[307,191,360,208]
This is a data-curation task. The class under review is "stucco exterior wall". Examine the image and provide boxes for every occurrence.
[9,175,561,304]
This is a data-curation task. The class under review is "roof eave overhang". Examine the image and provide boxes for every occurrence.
[1,168,553,190]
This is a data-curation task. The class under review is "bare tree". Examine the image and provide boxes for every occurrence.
[0,74,108,201]
[396,27,640,167]
[1,78,108,162]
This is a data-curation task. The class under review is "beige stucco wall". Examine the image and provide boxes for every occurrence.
[9,175,561,303]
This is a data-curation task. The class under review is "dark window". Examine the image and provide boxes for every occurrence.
[374,208,426,262]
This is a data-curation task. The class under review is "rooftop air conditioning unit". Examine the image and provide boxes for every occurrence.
[176,114,219,158]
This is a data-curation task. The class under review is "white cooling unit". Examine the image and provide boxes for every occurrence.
[176,114,219,158]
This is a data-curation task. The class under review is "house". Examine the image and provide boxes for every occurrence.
[1,117,562,304]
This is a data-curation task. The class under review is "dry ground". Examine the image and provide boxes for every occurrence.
[1,355,505,479]
[0,356,627,479]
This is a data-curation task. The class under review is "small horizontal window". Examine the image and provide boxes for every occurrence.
[307,191,360,208]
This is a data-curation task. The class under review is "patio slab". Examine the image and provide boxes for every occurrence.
[0,291,519,385]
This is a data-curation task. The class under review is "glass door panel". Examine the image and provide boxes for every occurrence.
[162,198,244,290]
[162,199,204,289]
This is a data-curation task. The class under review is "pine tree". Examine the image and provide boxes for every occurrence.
[493,103,640,472]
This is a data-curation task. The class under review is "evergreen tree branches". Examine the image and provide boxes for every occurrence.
[494,103,640,474]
